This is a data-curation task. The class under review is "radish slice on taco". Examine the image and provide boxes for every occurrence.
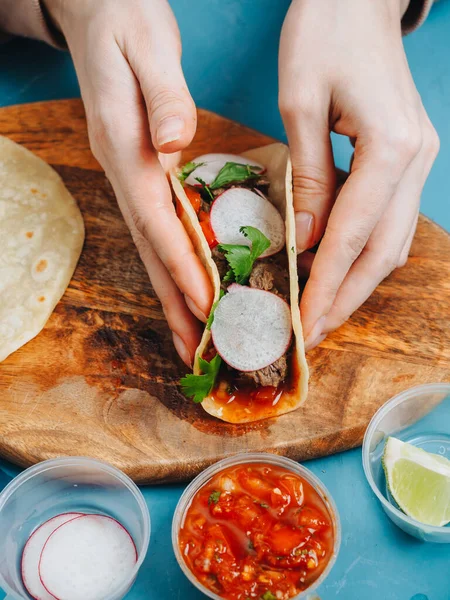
[171,143,308,423]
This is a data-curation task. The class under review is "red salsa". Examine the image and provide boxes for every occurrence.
[201,345,300,423]
[178,463,335,600]
[176,187,218,248]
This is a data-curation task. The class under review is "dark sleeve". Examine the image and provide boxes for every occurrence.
[402,0,436,34]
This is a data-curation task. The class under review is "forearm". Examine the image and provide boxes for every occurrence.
[0,0,64,46]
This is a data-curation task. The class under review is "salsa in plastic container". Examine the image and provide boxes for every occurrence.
[172,453,340,600]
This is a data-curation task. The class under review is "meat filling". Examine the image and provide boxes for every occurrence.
[211,247,230,290]
[249,259,290,301]
[237,354,288,388]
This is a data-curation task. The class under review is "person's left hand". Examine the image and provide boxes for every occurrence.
[279,0,439,350]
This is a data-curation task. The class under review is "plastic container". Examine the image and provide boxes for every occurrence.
[172,452,341,600]
[0,457,151,599]
[362,382,450,542]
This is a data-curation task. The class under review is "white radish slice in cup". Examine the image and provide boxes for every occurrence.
[21,513,83,600]
[210,188,285,257]
[39,514,137,600]
[184,153,264,186]
[211,284,292,372]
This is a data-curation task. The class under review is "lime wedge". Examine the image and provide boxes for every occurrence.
[383,437,450,527]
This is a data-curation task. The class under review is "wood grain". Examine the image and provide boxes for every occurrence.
[0,99,449,483]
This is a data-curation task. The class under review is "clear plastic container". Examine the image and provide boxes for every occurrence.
[0,457,151,599]
[362,382,450,543]
[172,452,341,600]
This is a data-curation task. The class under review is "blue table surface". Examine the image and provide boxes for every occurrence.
[1,2,450,599]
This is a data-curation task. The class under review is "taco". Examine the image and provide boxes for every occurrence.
[171,143,308,423]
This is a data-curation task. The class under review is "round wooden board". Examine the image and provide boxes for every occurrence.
[1,99,449,484]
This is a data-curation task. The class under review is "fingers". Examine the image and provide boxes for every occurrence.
[300,124,422,343]
[122,0,197,154]
[398,212,418,267]
[81,36,212,362]
[310,114,439,341]
[279,89,336,254]
[158,151,182,173]
[124,216,203,367]
[321,178,420,337]
[105,133,213,324]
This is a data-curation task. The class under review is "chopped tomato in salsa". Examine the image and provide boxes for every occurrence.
[178,463,334,600]
[185,187,202,214]
[176,188,202,219]
[199,210,218,248]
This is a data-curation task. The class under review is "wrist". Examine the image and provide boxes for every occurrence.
[41,0,95,36]
[291,0,410,20]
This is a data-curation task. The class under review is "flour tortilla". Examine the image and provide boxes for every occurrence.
[171,143,309,423]
[0,136,84,362]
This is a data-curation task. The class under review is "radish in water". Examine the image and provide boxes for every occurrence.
[39,514,137,600]
[210,188,285,257]
[211,285,292,372]
[185,153,264,187]
[21,513,83,600]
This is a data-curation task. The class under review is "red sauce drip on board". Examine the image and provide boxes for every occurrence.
[178,463,334,600]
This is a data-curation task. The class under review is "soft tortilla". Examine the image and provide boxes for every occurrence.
[171,143,309,423]
[0,136,84,362]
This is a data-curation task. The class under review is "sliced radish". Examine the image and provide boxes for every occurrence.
[22,513,83,600]
[211,285,292,372]
[210,187,285,257]
[184,153,264,186]
[39,514,137,600]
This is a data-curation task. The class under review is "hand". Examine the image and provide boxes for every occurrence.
[44,0,213,366]
[279,0,439,350]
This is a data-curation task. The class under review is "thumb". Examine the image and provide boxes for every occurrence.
[127,22,196,154]
[145,63,197,153]
[281,105,336,253]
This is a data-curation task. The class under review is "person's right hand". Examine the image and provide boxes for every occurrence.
[43,0,213,367]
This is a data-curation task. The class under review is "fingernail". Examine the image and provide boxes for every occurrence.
[184,294,208,322]
[157,116,184,147]
[304,315,327,351]
[295,212,314,253]
[305,332,327,352]
[172,332,192,368]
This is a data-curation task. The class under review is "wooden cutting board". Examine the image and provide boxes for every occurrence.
[0,99,449,484]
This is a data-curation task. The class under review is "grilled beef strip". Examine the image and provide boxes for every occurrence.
[237,354,288,388]
[249,258,290,301]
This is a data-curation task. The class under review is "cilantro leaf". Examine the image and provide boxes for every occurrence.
[261,592,277,600]
[210,162,262,190]
[208,490,221,505]
[219,243,253,285]
[195,177,214,201]
[242,225,271,260]
[219,226,270,285]
[178,161,204,183]
[206,290,225,330]
[180,354,222,404]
